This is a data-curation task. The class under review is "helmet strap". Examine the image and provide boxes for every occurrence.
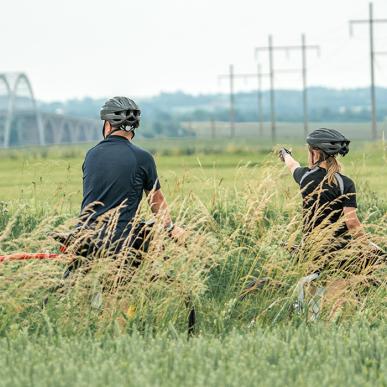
[310,148,331,168]
[314,154,336,169]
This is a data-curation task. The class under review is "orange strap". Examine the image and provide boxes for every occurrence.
[0,253,61,263]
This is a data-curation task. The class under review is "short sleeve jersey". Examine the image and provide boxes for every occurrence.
[293,166,357,236]
[81,135,160,228]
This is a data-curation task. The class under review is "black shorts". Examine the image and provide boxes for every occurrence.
[83,220,154,259]
[60,221,155,278]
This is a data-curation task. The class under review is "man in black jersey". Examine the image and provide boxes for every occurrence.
[75,96,185,256]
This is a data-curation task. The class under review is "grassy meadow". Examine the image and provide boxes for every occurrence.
[0,138,386,387]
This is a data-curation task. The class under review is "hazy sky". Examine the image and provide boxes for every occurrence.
[3,0,387,101]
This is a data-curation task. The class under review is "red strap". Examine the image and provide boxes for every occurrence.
[0,253,61,263]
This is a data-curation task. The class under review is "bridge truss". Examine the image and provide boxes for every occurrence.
[0,72,99,148]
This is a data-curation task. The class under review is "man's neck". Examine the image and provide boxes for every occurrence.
[109,131,133,141]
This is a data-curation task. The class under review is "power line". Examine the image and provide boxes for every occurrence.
[255,34,320,142]
[218,64,235,138]
[220,64,268,136]
[349,2,387,140]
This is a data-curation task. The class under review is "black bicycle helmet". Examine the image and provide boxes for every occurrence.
[306,128,350,156]
[100,96,141,130]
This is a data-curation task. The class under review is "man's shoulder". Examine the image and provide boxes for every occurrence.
[129,143,155,160]
[85,140,104,157]
[86,138,130,154]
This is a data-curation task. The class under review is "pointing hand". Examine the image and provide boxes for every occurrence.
[278,148,292,162]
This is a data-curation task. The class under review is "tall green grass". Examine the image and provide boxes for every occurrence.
[0,153,385,335]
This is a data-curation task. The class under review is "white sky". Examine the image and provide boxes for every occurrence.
[3,0,387,101]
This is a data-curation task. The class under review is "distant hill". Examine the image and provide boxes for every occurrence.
[38,87,387,137]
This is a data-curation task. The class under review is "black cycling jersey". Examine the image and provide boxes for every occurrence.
[81,135,160,233]
[293,166,357,237]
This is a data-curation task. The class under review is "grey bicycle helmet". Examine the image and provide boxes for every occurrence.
[100,96,141,130]
[306,128,350,156]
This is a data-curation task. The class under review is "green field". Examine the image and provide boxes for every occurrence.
[0,138,386,205]
[0,138,386,387]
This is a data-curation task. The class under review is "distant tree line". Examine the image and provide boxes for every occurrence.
[38,87,387,137]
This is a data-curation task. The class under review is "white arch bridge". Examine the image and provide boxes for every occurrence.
[0,72,100,148]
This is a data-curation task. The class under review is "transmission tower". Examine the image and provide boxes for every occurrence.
[349,2,387,140]
[219,64,300,138]
[255,35,320,142]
